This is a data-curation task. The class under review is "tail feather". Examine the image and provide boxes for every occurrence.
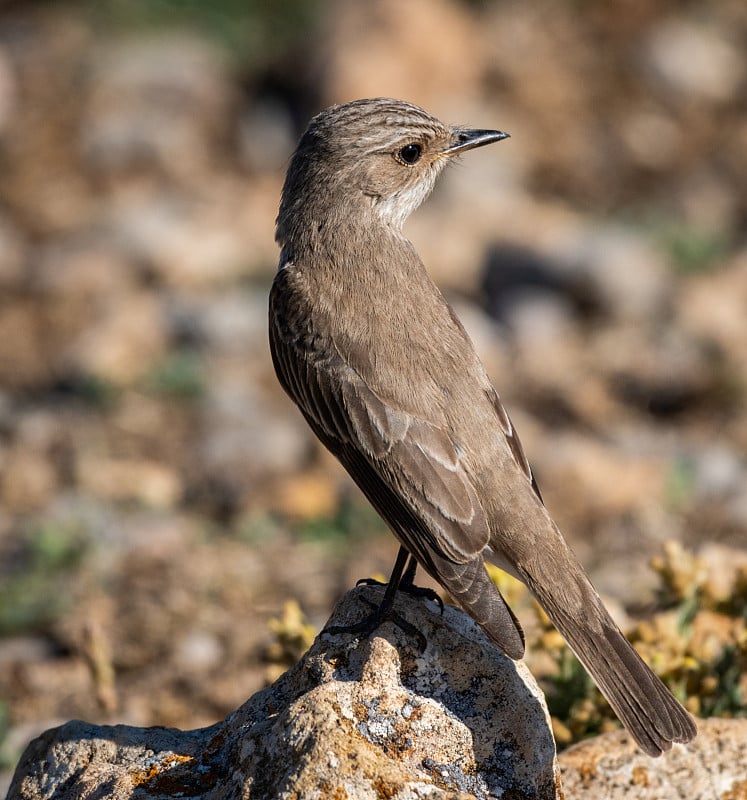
[430,554,526,660]
[528,572,697,756]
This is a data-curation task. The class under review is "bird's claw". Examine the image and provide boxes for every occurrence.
[324,596,427,652]
[354,576,444,614]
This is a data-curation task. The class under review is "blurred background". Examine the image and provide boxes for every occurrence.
[0,0,746,786]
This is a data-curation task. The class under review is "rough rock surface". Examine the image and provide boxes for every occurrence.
[7,586,561,800]
[559,718,747,800]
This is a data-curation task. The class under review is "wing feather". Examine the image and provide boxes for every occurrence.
[269,274,524,657]
[269,285,488,562]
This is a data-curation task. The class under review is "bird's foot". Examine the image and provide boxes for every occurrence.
[324,595,427,652]
[355,576,444,614]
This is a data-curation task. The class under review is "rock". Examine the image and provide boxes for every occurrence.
[0,44,17,134]
[554,225,672,322]
[181,289,269,357]
[678,249,747,371]
[559,718,747,799]
[76,456,181,509]
[0,447,58,513]
[689,444,746,502]
[641,19,744,103]
[322,0,484,114]
[0,214,25,288]
[0,300,54,389]
[199,379,311,491]
[108,192,259,289]
[64,290,167,385]
[8,586,561,800]
[81,34,233,180]
[238,97,297,174]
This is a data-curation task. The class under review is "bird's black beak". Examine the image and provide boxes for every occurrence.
[443,129,510,155]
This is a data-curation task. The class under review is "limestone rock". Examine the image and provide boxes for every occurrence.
[559,718,747,800]
[8,586,560,800]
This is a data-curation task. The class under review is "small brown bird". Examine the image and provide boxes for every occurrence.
[269,98,696,756]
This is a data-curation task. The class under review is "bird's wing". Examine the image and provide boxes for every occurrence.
[269,277,526,657]
[485,386,543,502]
[270,323,489,562]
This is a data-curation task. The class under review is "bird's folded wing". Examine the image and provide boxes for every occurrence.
[269,323,489,563]
[341,376,491,562]
[270,298,526,657]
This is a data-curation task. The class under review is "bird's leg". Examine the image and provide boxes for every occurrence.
[356,549,444,612]
[399,554,444,614]
[325,547,430,649]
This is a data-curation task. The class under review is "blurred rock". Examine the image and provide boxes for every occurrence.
[65,290,167,384]
[0,637,56,666]
[481,244,575,328]
[175,631,223,674]
[0,214,25,288]
[448,298,512,378]
[560,719,747,800]
[32,235,138,302]
[689,445,745,502]
[8,586,561,800]
[322,0,484,116]
[0,14,96,235]
[81,35,234,180]
[107,183,276,287]
[554,225,672,321]
[199,379,310,495]
[619,109,683,171]
[0,44,17,134]
[268,469,339,519]
[0,300,54,389]
[235,173,284,271]
[0,448,57,513]
[541,434,667,521]
[0,389,13,433]
[238,97,296,173]
[182,289,268,357]
[678,250,747,371]
[677,168,741,234]
[30,238,142,372]
[76,457,181,509]
[597,324,713,419]
[642,18,744,102]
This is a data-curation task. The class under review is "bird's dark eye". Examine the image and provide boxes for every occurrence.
[397,143,422,165]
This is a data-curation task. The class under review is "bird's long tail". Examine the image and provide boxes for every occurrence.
[521,550,697,756]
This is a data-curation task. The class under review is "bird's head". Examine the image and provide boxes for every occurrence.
[276,98,509,243]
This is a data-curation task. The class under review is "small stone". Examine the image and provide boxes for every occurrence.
[175,631,223,673]
[268,470,339,519]
[238,98,297,174]
[555,225,672,321]
[81,34,233,179]
[0,448,58,513]
[0,214,25,288]
[642,18,744,102]
[76,457,180,508]
[65,290,167,385]
[0,45,17,134]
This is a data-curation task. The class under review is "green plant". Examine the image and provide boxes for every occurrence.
[0,701,11,771]
[299,497,386,546]
[77,0,322,67]
[661,224,730,275]
[143,351,205,400]
[0,520,91,635]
